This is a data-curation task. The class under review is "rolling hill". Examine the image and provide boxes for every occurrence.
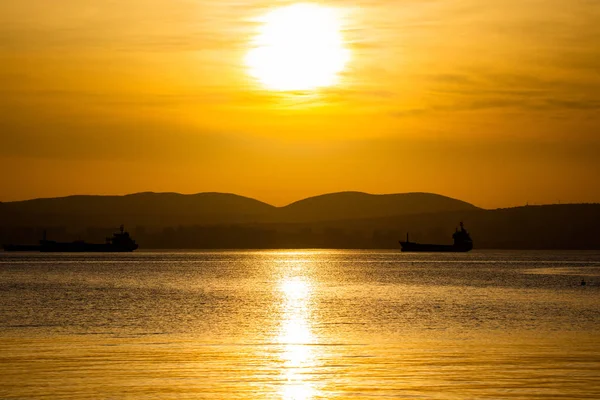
[278,192,478,222]
[0,191,477,227]
[0,192,276,228]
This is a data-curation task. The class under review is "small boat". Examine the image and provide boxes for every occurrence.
[400,222,473,253]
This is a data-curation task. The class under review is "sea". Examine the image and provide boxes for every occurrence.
[1,250,599,399]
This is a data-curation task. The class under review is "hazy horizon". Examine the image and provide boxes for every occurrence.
[2,189,596,210]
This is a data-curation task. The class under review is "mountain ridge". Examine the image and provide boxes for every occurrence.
[2,190,476,209]
[0,191,478,226]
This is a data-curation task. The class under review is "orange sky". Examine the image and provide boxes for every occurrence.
[1,0,599,208]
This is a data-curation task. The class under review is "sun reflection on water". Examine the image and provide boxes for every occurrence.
[278,274,318,400]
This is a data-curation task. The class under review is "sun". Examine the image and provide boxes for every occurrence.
[245,3,350,92]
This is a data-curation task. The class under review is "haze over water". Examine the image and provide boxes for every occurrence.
[1,250,600,399]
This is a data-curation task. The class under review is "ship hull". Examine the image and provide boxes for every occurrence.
[3,244,42,252]
[400,242,472,253]
[40,241,138,253]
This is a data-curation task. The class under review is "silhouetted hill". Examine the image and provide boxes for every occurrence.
[0,191,477,228]
[278,192,478,222]
[0,192,275,228]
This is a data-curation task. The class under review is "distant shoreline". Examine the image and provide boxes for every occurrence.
[2,192,599,251]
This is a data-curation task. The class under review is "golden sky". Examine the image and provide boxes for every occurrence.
[1,0,599,208]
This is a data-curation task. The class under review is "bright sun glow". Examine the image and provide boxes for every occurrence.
[246,3,350,91]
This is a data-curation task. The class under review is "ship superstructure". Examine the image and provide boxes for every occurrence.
[400,222,473,253]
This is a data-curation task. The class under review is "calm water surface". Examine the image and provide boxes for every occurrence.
[1,250,599,399]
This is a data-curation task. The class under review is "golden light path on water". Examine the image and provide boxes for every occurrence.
[278,261,318,400]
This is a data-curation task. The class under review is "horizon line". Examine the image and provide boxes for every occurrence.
[1,190,598,210]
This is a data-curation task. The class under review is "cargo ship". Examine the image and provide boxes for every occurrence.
[3,244,41,252]
[3,226,138,253]
[400,222,473,253]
